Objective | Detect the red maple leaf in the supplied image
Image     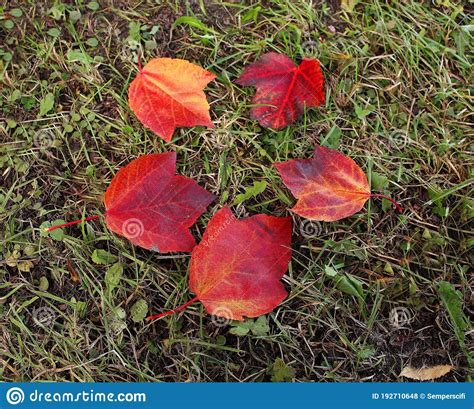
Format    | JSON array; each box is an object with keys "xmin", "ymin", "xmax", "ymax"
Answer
[
  {"xmin": 275, "ymin": 145, "xmax": 401, "ymax": 221},
  {"xmin": 104, "ymin": 152, "xmax": 215, "ymax": 252},
  {"xmin": 128, "ymin": 58, "xmax": 215, "ymax": 142},
  {"xmin": 236, "ymin": 52, "xmax": 325, "ymax": 129},
  {"xmin": 147, "ymin": 206, "xmax": 292, "ymax": 321}
]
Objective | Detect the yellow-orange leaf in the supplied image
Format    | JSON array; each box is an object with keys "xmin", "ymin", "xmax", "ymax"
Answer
[{"xmin": 128, "ymin": 58, "xmax": 215, "ymax": 142}]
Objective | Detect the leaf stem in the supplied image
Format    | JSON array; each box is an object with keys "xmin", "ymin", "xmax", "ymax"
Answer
[
  {"xmin": 137, "ymin": 49, "xmax": 143, "ymax": 72},
  {"xmin": 370, "ymin": 194, "xmax": 403, "ymax": 213},
  {"xmin": 45, "ymin": 214, "xmax": 101, "ymax": 232},
  {"xmin": 146, "ymin": 296, "xmax": 199, "ymax": 321}
]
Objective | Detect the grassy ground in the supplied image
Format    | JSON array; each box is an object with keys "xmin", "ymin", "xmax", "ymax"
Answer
[{"xmin": 0, "ymin": 0, "xmax": 472, "ymax": 382}]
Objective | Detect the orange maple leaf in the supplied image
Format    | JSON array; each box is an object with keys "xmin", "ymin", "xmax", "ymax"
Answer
[{"xmin": 128, "ymin": 58, "xmax": 215, "ymax": 142}]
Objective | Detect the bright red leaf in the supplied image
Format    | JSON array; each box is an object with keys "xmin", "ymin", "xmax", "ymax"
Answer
[
  {"xmin": 147, "ymin": 206, "xmax": 292, "ymax": 321},
  {"xmin": 275, "ymin": 145, "xmax": 402, "ymax": 221},
  {"xmin": 236, "ymin": 52, "xmax": 325, "ymax": 129},
  {"xmin": 104, "ymin": 152, "xmax": 215, "ymax": 253},
  {"xmin": 128, "ymin": 57, "xmax": 215, "ymax": 142}
]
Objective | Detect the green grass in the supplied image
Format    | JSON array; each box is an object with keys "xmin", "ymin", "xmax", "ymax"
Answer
[{"xmin": 0, "ymin": 0, "xmax": 472, "ymax": 382}]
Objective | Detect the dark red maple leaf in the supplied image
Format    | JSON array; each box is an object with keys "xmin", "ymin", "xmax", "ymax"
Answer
[
  {"xmin": 275, "ymin": 145, "xmax": 402, "ymax": 221},
  {"xmin": 236, "ymin": 52, "xmax": 325, "ymax": 129},
  {"xmin": 45, "ymin": 152, "xmax": 216, "ymax": 253},
  {"xmin": 104, "ymin": 152, "xmax": 216, "ymax": 252}
]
